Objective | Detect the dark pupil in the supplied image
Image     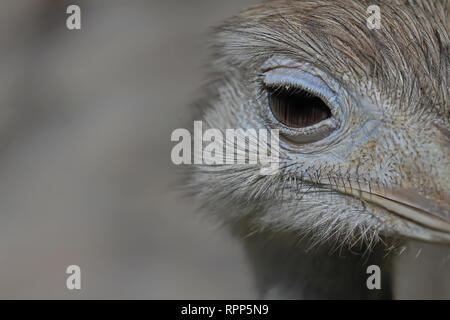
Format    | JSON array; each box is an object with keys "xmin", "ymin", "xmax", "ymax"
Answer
[{"xmin": 267, "ymin": 86, "xmax": 331, "ymax": 128}]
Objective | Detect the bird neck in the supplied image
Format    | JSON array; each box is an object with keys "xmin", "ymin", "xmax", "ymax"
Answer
[{"xmin": 237, "ymin": 230, "xmax": 394, "ymax": 299}]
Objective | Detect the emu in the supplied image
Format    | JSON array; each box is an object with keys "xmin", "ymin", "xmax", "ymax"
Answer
[{"xmin": 189, "ymin": 0, "xmax": 450, "ymax": 299}]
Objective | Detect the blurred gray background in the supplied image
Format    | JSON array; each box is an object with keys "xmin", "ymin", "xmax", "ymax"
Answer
[{"xmin": 0, "ymin": 0, "xmax": 448, "ymax": 299}]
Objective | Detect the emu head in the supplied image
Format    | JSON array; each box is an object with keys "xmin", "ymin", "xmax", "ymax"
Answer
[{"xmin": 190, "ymin": 0, "xmax": 450, "ymax": 250}]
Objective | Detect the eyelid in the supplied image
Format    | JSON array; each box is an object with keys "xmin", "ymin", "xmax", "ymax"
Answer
[{"xmin": 263, "ymin": 67, "xmax": 335, "ymax": 104}]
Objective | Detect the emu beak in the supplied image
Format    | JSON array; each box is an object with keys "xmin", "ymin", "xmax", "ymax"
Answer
[
  {"xmin": 315, "ymin": 114, "xmax": 449, "ymax": 244},
  {"xmin": 343, "ymin": 187, "xmax": 450, "ymax": 244},
  {"xmin": 339, "ymin": 121, "xmax": 450, "ymax": 244}
]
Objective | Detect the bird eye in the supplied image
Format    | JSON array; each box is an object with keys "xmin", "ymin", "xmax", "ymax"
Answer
[
  {"xmin": 262, "ymin": 65, "xmax": 339, "ymax": 143},
  {"xmin": 267, "ymin": 85, "xmax": 332, "ymax": 128}
]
